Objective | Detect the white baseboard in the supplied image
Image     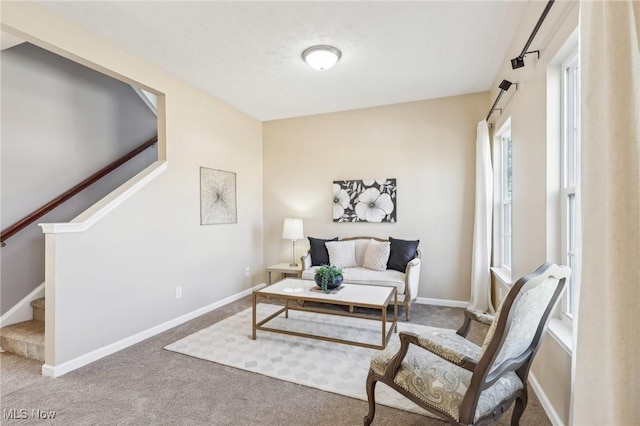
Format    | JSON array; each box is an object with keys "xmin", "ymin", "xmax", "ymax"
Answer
[
  {"xmin": 42, "ymin": 283, "xmax": 267, "ymax": 378},
  {"xmin": 414, "ymin": 297, "xmax": 468, "ymax": 308},
  {"xmin": 0, "ymin": 282, "xmax": 45, "ymax": 328},
  {"xmin": 529, "ymin": 372, "xmax": 565, "ymax": 426}
]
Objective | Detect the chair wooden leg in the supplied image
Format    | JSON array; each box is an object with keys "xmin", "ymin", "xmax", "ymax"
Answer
[
  {"xmin": 511, "ymin": 388, "xmax": 528, "ymax": 426},
  {"xmin": 364, "ymin": 372, "xmax": 378, "ymax": 426},
  {"xmin": 404, "ymin": 301, "xmax": 411, "ymax": 321}
]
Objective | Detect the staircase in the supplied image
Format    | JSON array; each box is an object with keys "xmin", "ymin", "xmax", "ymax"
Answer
[
  {"xmin": 0, "ymin": 298, "xmax": 45, "ymax": 362},
  {"xmin": 0, "ymin": 137, "xmax": 157, "ymax": 368}
]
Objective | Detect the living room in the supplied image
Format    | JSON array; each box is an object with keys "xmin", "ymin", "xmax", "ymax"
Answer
[{"xmin": 1, "ymin": 1, "xmax": 637, "ymax": 425}]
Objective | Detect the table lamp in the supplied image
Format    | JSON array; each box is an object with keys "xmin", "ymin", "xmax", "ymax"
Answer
[{"xmin": 282, "ymin": 218, "xmax": 304, "ymax": 267}]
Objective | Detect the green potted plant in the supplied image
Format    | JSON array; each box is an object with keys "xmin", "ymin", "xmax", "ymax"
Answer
[{"xmin": 314, "ymin": 265, "xmax": 344, "ymax": 293}]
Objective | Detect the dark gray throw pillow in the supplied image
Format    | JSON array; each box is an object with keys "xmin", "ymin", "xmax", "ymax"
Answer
[
  {"xmin": 387, "ymin": 237, "xmax": 420, "ymax": 272},
  {"xmin": 308, "ymin": 237, "xmax": 338, "ymax": 266}
]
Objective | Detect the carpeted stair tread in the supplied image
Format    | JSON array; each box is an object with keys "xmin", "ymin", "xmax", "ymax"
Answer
[
  {"xmin": 31, "ymin": 297, "xmax": 45, "ymax": 322},
  {"xmin": 0, "ymin": 320, "xmax": 44, "ymax": 362},
  {"xmin": 1, "ymin": 320, "xmax": 44, "ymax": 343},
  {"xmin": 30, "ymin": 297, "xmax": 45, "ymax": 310}
]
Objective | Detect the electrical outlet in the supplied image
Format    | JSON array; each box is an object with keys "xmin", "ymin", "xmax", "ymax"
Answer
[
  {"xmin": 175, "ymin": 286, "xmax": 182, "ymax": 299},
  {"xmin": 245, "ymin": 267, "xmax": 251, "ymax": 276}
]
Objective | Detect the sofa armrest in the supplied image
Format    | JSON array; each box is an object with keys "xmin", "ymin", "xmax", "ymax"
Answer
[
  {"xmin": 300, "ymin": 251, "xmax": 312, "ymax": 271},
  {"xmin": 404, "ymin": 258, "xmax": 421, "ymax": 301}
]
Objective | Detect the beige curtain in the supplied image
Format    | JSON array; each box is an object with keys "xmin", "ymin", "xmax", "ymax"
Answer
[
  {"xmin": 468, "ymin": 120, "xmax": 494, "ymax": 313},
  {"xmin": 572, "ymin": 1, "xmax": 640, "ymax": 425}
]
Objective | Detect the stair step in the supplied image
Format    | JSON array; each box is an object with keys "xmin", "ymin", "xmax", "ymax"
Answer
[
  {"xmin": 31, "ymin": 297, "xmax": 45, "ymax": 322},
  {"xmin": 0, "ymin": 320, "xmax": 44, "ymax": 362}
]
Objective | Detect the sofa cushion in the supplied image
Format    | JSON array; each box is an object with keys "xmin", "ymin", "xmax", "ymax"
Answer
[
  {"xmin": 325, "ymin": 240, "xmax": 358, "ymax": 268},
  {"xmin": 353, "ymin": 238, "xmax": 372, "ymax": 266},
  {"xmin": 387, "ymin": 237, "xmax": 420, "ymax": 272},
  {"xmin": 363, "ymin": 240, "xmax": 391, "ymax": 271},
  {"xmin": 342, "ymin": 267, "xmax": 406, "ymax": 294},
  {"xmin": 308, "ymin": 236, "xmax": 338, "ymax": 266}
]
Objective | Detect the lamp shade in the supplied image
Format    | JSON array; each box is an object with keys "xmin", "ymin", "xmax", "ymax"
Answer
[{"xmin": 282, "ymin": 218, "xmax": 304, "ymax": 240}]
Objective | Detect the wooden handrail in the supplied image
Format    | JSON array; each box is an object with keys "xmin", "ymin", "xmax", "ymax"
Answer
[{"xmin": 0, "ymin": 135, "xmax": 158, "ymax": 246}]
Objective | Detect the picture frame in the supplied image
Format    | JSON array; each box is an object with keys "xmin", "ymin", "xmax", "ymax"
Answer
[
  {"xmin": 200, "ymin": 167, "xmax": 237, "ymax": 225},
  {"xmin": 333, "ymin": 178, "xmax": 397, "ymax": 223}
]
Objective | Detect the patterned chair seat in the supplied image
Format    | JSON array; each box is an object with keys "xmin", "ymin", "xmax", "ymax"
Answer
[{"xmin": 370, "ymin": 343, "xmax": 524, "ymax": 422}]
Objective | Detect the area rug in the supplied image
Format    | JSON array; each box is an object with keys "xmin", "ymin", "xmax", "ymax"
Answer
[{"xmin": 164, "ymin": 303, "xmax": 443, "ymax": 418}]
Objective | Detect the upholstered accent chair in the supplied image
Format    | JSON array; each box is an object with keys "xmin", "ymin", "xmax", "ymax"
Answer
[{"xmin": 364, "ymin": 263, "xmax": 570, "ymax": 426}]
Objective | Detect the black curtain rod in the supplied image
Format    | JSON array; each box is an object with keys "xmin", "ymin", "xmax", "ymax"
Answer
[
  {"xmin": 518, "ymin": 0, "xmax": 554, "ymax": 58},
  {"xmin": 486, "ymin": 80, "xmax": 515, "ymax": 122},
  {"xmin": 487, "ymin": 0, "xmax": 553, "ymax": 121},
  {"xmin": 511, "ymin": 0, "xmax": 555, "ymax": 68}
]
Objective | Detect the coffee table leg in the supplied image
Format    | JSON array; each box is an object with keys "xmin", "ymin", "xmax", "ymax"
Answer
[
  {"xmin": 285, "ymin": 298, "xmax": 289, "ymax": 319},
  {"xmin": 252, "ymin": 292, "xmax": 257, "ymax": 340},
  {"xmin": 394, "ymin": 289, "xmax": 398, "ymax": 332}
]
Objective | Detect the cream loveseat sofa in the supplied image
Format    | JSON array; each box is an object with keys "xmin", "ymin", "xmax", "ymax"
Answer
[{"xmin": 300, "ymin": 236, "xmax": 421, "ymax": 320}]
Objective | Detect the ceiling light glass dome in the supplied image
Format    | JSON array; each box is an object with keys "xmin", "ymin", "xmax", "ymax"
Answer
[{"xmin": 302, "ymin": 45, "xmax": 342, "ymax": 71}]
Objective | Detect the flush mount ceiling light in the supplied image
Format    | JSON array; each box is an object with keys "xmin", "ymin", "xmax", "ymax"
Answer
[{"xmin": 302, "ymin": 45, "xmax": 342, "ymax": 71}]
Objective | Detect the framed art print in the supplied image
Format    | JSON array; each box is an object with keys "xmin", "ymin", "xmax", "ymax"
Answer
[
  {"xmin": 333, "ymin": 178, "xmax": 396, "ymax": 223},
  {"xmin": 200, "ymin": 167, "xmax": 237, "ymax": 225}
]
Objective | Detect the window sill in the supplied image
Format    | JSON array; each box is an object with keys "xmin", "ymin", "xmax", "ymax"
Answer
[
  {"xmin": 547, "ymin": 318, "xmax": 573, "ymax": 355},
  {"xmin": 491, "ymin": 266, "xmax": 513, "ymax": 287}
]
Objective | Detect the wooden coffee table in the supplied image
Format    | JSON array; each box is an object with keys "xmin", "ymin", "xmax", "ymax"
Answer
[{"xmin": 251, "ymin": 278, "xmax": 397, "ymax": 350}]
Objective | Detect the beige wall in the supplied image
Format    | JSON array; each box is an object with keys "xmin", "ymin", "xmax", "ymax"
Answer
[
  {"xmin": 2, "ymin": 3, "xmax": 263, "ymax": 366},
  {"xmin": 487, "ymin": 1, "xmax": 579, "ymax": 424},
  {"xmin": 1, "ymin": 43, "xmax": 158, "ymax": 315},
  {"xmin": 535, "ymin": 335, "xmax": 572, "ymax": 423},
  {"xmin": 4, "ymin": 5, "xmax": 580, "ymax": 411},
  {"xmin": 263, "ymin": 93, "xmax": 488, "ymax": 301}
]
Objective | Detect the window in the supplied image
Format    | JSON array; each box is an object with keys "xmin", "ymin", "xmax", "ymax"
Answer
[
  {"xmin": 561, "ymin": 53, "xmax": 581, "ymax": 319},
  {"xmin": 496, "ymin": 119, "xmax": 512, "ymax": 272},
  {"xmin": 545, "ymin": 29, "xmax": 579, "ymax": 352}
]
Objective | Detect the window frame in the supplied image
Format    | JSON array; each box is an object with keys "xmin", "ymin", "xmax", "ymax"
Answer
[
  {"xmin": 560, "ymin": 51, "xmax": 580, "ymax": 324},
  {"xmin": 495, "ymin": 118, "xmax": 512, "ymax": 275}
]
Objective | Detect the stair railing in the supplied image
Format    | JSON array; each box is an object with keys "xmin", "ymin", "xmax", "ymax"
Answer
[{"xmin": 0, "ymin": 135, "xmax": 158, "ymax": 247}]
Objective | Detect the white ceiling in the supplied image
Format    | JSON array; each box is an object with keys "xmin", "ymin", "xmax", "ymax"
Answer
[{"xmin": 36, "ymin": 1, "xmax": 529, "ymax": 121}]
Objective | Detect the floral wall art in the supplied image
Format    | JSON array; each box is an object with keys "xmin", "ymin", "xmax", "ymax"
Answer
[
  {"xmin": 200, "ymin": 167, "xmax": 237, "ymax": 225},
  {"xmin": 332, "ymin": 179, "xmax": 397, "ymax": 223}
]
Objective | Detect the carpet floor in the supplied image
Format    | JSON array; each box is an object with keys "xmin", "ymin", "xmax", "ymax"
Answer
[
  {"xmin": 165, "ymin": 303, "xmax": 447, "ymax": 418},
  {"xmin": 0, "ymin": 296, "xmax": 552, "ymax": 426}
]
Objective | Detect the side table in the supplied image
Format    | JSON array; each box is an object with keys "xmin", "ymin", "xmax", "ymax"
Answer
[{"xmin": 266, "ymin": 263, "xmax": 302, "ymax": 285}]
